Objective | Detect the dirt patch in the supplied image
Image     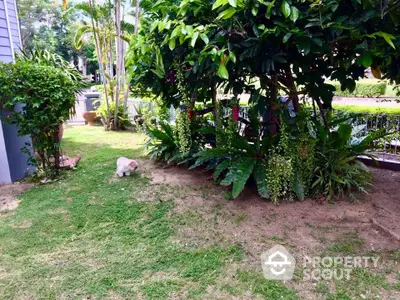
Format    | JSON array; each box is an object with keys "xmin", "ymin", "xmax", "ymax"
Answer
[
  {"xmin": 11, "ymin": 220, "xmax": 33, "ymax": 229},
  {"xmin": 0, "ymin": 183, "xmax": 33, "ymax": 212},
  {"xmin": 141, "ymin": 160, "xmax": 212, "ymax": 186},
  {"xmin": 145, "ymin": 161, "xmax": 400, "ymax": 261}
]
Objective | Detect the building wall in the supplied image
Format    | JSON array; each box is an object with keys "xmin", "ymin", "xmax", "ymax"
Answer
[
  {"xmin": 0, "ymin": 0, "xmax": 31, "ymax": 183},
  {"xmin": 0, "ymin": 0, "xmax": 13, "ymax": 63}
]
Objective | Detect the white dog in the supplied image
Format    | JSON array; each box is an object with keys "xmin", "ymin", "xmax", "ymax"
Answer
[{"xmin": 116, "ymin": 157, "xmax": 139, "ymax": 177}]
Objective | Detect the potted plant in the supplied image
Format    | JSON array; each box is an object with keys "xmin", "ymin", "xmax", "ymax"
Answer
[{"xmin": 83, "ymin": 111, "xmax": 98, "ymax": 126}]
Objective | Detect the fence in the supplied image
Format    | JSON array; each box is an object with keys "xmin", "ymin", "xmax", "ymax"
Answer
[
  {"xmin": 350, "ymin": 114, "xmax": 400, "ymax": 161},
  {"xmin": 67, "ymin": 96, "xmax": 174, "ymax": 125}
]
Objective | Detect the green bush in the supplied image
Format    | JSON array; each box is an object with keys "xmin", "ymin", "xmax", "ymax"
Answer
[
  {"xmin": 96, "ymin": 101, "xmax": 131, "ymax": 130},
  {"xmin": 333, "ymin": 104, "xmax": 400, "ymax": 115},
  {"xmin": 328, "ymin": 80, "xmax": 387, "ymax": 97},
  {"xmin": 0, "ymin": 59, "xmax": 84, "ymax": 176}
]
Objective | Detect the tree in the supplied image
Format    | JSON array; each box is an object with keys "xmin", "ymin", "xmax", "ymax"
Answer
[
  {"xmin": 129, "ymin": 0, "xmax": 400, "ymax": 129},
  {"xmin": 17, "ymin": 0, "xmax": 80, "ymax": 63},
  {"xmin": 72, "ymin": 0, "xmax": 133, "ymax": 130}
]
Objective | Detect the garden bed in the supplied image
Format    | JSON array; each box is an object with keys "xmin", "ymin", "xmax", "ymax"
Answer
[{"xmin": 144, "ymin": 161, "xmax": 400, "ymax": 251}]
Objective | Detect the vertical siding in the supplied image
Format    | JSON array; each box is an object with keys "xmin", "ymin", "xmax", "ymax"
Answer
[
  {"xmin": 6, "ymin": 0, "xmax": 21, "ymax": 52},
  {"xmin": 0, "ymin": 0, "xmax": 13, "ymax": 63}
]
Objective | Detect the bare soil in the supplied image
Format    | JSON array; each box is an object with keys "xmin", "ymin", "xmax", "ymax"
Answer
[
  {"xmin": 0, "ymin": 183, "xmax": 33, "ymax": 212},
  {"xmin": 143, "ymin": 162, "xmax": 400, "ymax": 261}
]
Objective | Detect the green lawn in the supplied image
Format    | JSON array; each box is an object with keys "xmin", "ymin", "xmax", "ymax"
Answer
[{"xmin": 0, "ymin": 126, "xmax": 398, "ymax": 299}]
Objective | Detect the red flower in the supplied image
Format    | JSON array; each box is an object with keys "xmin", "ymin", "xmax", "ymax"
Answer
[
  {"xmin": 188, "ymin": 109, "xmax": 194, "ymax": 120},
  {"xmin": 232, "ymin": 105, "xmax": 240, "ymax": 121}
]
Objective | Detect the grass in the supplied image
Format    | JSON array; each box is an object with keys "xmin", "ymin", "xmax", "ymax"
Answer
[
  {"xmin": 0, "ymin": 126, "xmax": 398, "ymax": 299},
  {"xmin": 0, "ymin": 126, "xmax": 292, "ymax": 299}
]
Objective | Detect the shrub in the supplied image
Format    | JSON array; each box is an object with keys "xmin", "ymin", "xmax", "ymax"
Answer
[
  {"xmin": 328, "ymin": 80, "xmax": 387, "ymax": 97},
  {"xmin": 132, "ymin": 103, "xmax": 157, "ymax": 130},
  {"xmin": 333, "ymin": 104, "xmax": 400, "ymax": 115},
  {"xmin": 311, "ymin": 116, "xmax": 387, "ymax": 199},
  {"xmin": 0, "ymin": 60, "xmax": 84, "ymax": 176},
  {"xmin": 145, "ymin": 122, "xmax": 180, "ymax": 162},
  {"xmin": 97, "ymin": 101, "xmax": 130, "ymax": 130}
]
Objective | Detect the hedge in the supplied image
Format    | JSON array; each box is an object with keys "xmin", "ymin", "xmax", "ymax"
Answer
[
  {"xmin": 328, "ymin": 81, "xmax": 387, "ymax": 97},
  {"xmin": 333, "ymin": 104, "xmax": 400, "ymax": 115}
]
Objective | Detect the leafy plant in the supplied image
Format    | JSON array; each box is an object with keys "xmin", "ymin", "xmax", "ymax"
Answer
[
  {"xmin": 0, "ymin": 59, "xmax": 84, "ymax": 176},
  {"xmin": 328, "ymin": 80, "xmax": 387, "ymax": 98},
  {"xmin": 175, "ymin": 110, "xmax": 192, "ymax": 155},
  {"xmin": 191, "ymin": 110, "xmax": 271, "ymax": 199},
  {"xmin": 311, "ymin": 116, "xmax": 387, "ymax": 199},
  {"xmin": 145, "ymin": 122, "xmax": 180, "ymax": 163},
  {"xmin": 96, "ymin": 100, "xmax": 130, "ymax": 130}
]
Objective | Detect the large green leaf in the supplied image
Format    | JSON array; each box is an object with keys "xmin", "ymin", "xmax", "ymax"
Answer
[
  {"xmin": 253, "ymin": 161, "xmax": 269, "ymax": 198},
  {"xmin": 217, "ymin": 63, "xmax": 229, "ymax": 79},
  {"xmin": 283, "ymin": 32, "xmax": 292, "ymax": 44},
  {"xmin": 266, "ymin": 0, "xmax": 276, "ymax": 18},
  {"xmin": 374, "ymin": 31, "xmax": 396, "ymax": 49},
  {"xmin": 217, "ymin": 7, "xmax": 237, "ymax": 19},
  {"xmin": 191, "ymin": 32, "xmax": 199, "ymax": 47},
  {"xmin": 232, "ymin": 158, "xmax": 256, "ymax": 198},
  {"xmin": 169, "ymin": 38, "xmax": 176, "ymax": 50},
  {"xmin": 290, "ymin": 7, "xmax": 300, "ymax": 22},
  {"xmin": 200, "ymin": 33, "xmax": 209, "ymax": 45},
  {"xmin": 213, "ymin": 159, "xmax": 230, "ymax": 180},
  {"xmin": 212, "ymin": 0, "xmax": 229, "ymax": 10},
  {"xmin": 281, "ymin": 1, "xmax": 291, "ymax": 18},
  {"xmin": 356, "ymin": 53, "xmax": 373, "ymax": 68}
]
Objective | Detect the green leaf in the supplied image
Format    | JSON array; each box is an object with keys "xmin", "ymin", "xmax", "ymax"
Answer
[
  {"xmin": 356, "ymin": 53, "xmax": 373, "ymax": 68},
  {"xmin": 191, "ymin": 32, "xmax": 199, "ymax": 47},
  {"xmin": 212, "ymin": 0, "xmax": 229, "ymax": 10},
  {"xmin": 281, "ymin": 1, "xmax": 291, "ymax": 18},
  {"xmin": 253, "ymin": 161, "xmax": 269, "ymax": 198},
  {"xmin": 200, "ymin": 33, "xmax": 209, "ymax": 44},
  {"xmin": 228, "ymin": 0, "xmax": 237, "ymax": 8},
  {"xmin": 213, "ymin": 160, "xmax": 230, "ymax": 180},
  {"xmin": 217, "ymin": 7, "xmax": 237, "ymax": 19},
  {"xmin": 290, "ymin": 6, "xmax": 300, "ymax": 22},
  {"xmin": 168, "ymin": 38, "xmax": 176, "ymax": 50},
  {"xmin": 251, "ymin": 7, "xmax": 258, "ymax": 16},
  {"xmin": 266, "ymin": 0, "xmax": 275, "ymax": 18},
  {"xmin": 217, "ymin": 63, "xmax": 229, "ymax": 79},
  {"xmin": 338, "ymin": 123, "xmax": 352, "ymax": 142},
  {"xmin": 232, "ymin": 158, "xmax": 256, "ymax": 198},
  {"xmin": 283, "ymin": 32, "xmax": 292, "ymax": 43},
  {"xmin": 229, "ymin": 51, "xmax": 236, "ymax": 63},
  {"xmin": 297, "ymin": 39, "xmax": 311, "ymax": 54},
  {"xmin": 293, "ymin": 176, "xmax": 304, "ymax": 201},
  {"xmin": 375, "ymin": 31, "xmax": 396, "ymax": 49}
]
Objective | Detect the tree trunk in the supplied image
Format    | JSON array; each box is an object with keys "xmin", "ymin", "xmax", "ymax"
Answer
[
  {"xmin": 88, "ymin": 0, "xmax": 111, "ymax": 129},
  {"xmin": 114, "ymin": 0, "xmax": 121, "ymax": 130},
  {"xmin": 123, "ymin": 0, "xmax": 140, "ymax": 110},
  {"xmin": 285, "ymin": 67, "xmax": 300, "ymax": 112}
]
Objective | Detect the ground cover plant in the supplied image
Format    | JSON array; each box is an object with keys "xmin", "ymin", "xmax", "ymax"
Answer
[{"xmin": 0, "ymin": 126, "xmax": 399, "ymax": 299}]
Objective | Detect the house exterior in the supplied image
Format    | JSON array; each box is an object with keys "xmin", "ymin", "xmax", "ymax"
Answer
[{"xmin": 0, "ymin": 0, "xmax": 31, "ymax": 183}]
